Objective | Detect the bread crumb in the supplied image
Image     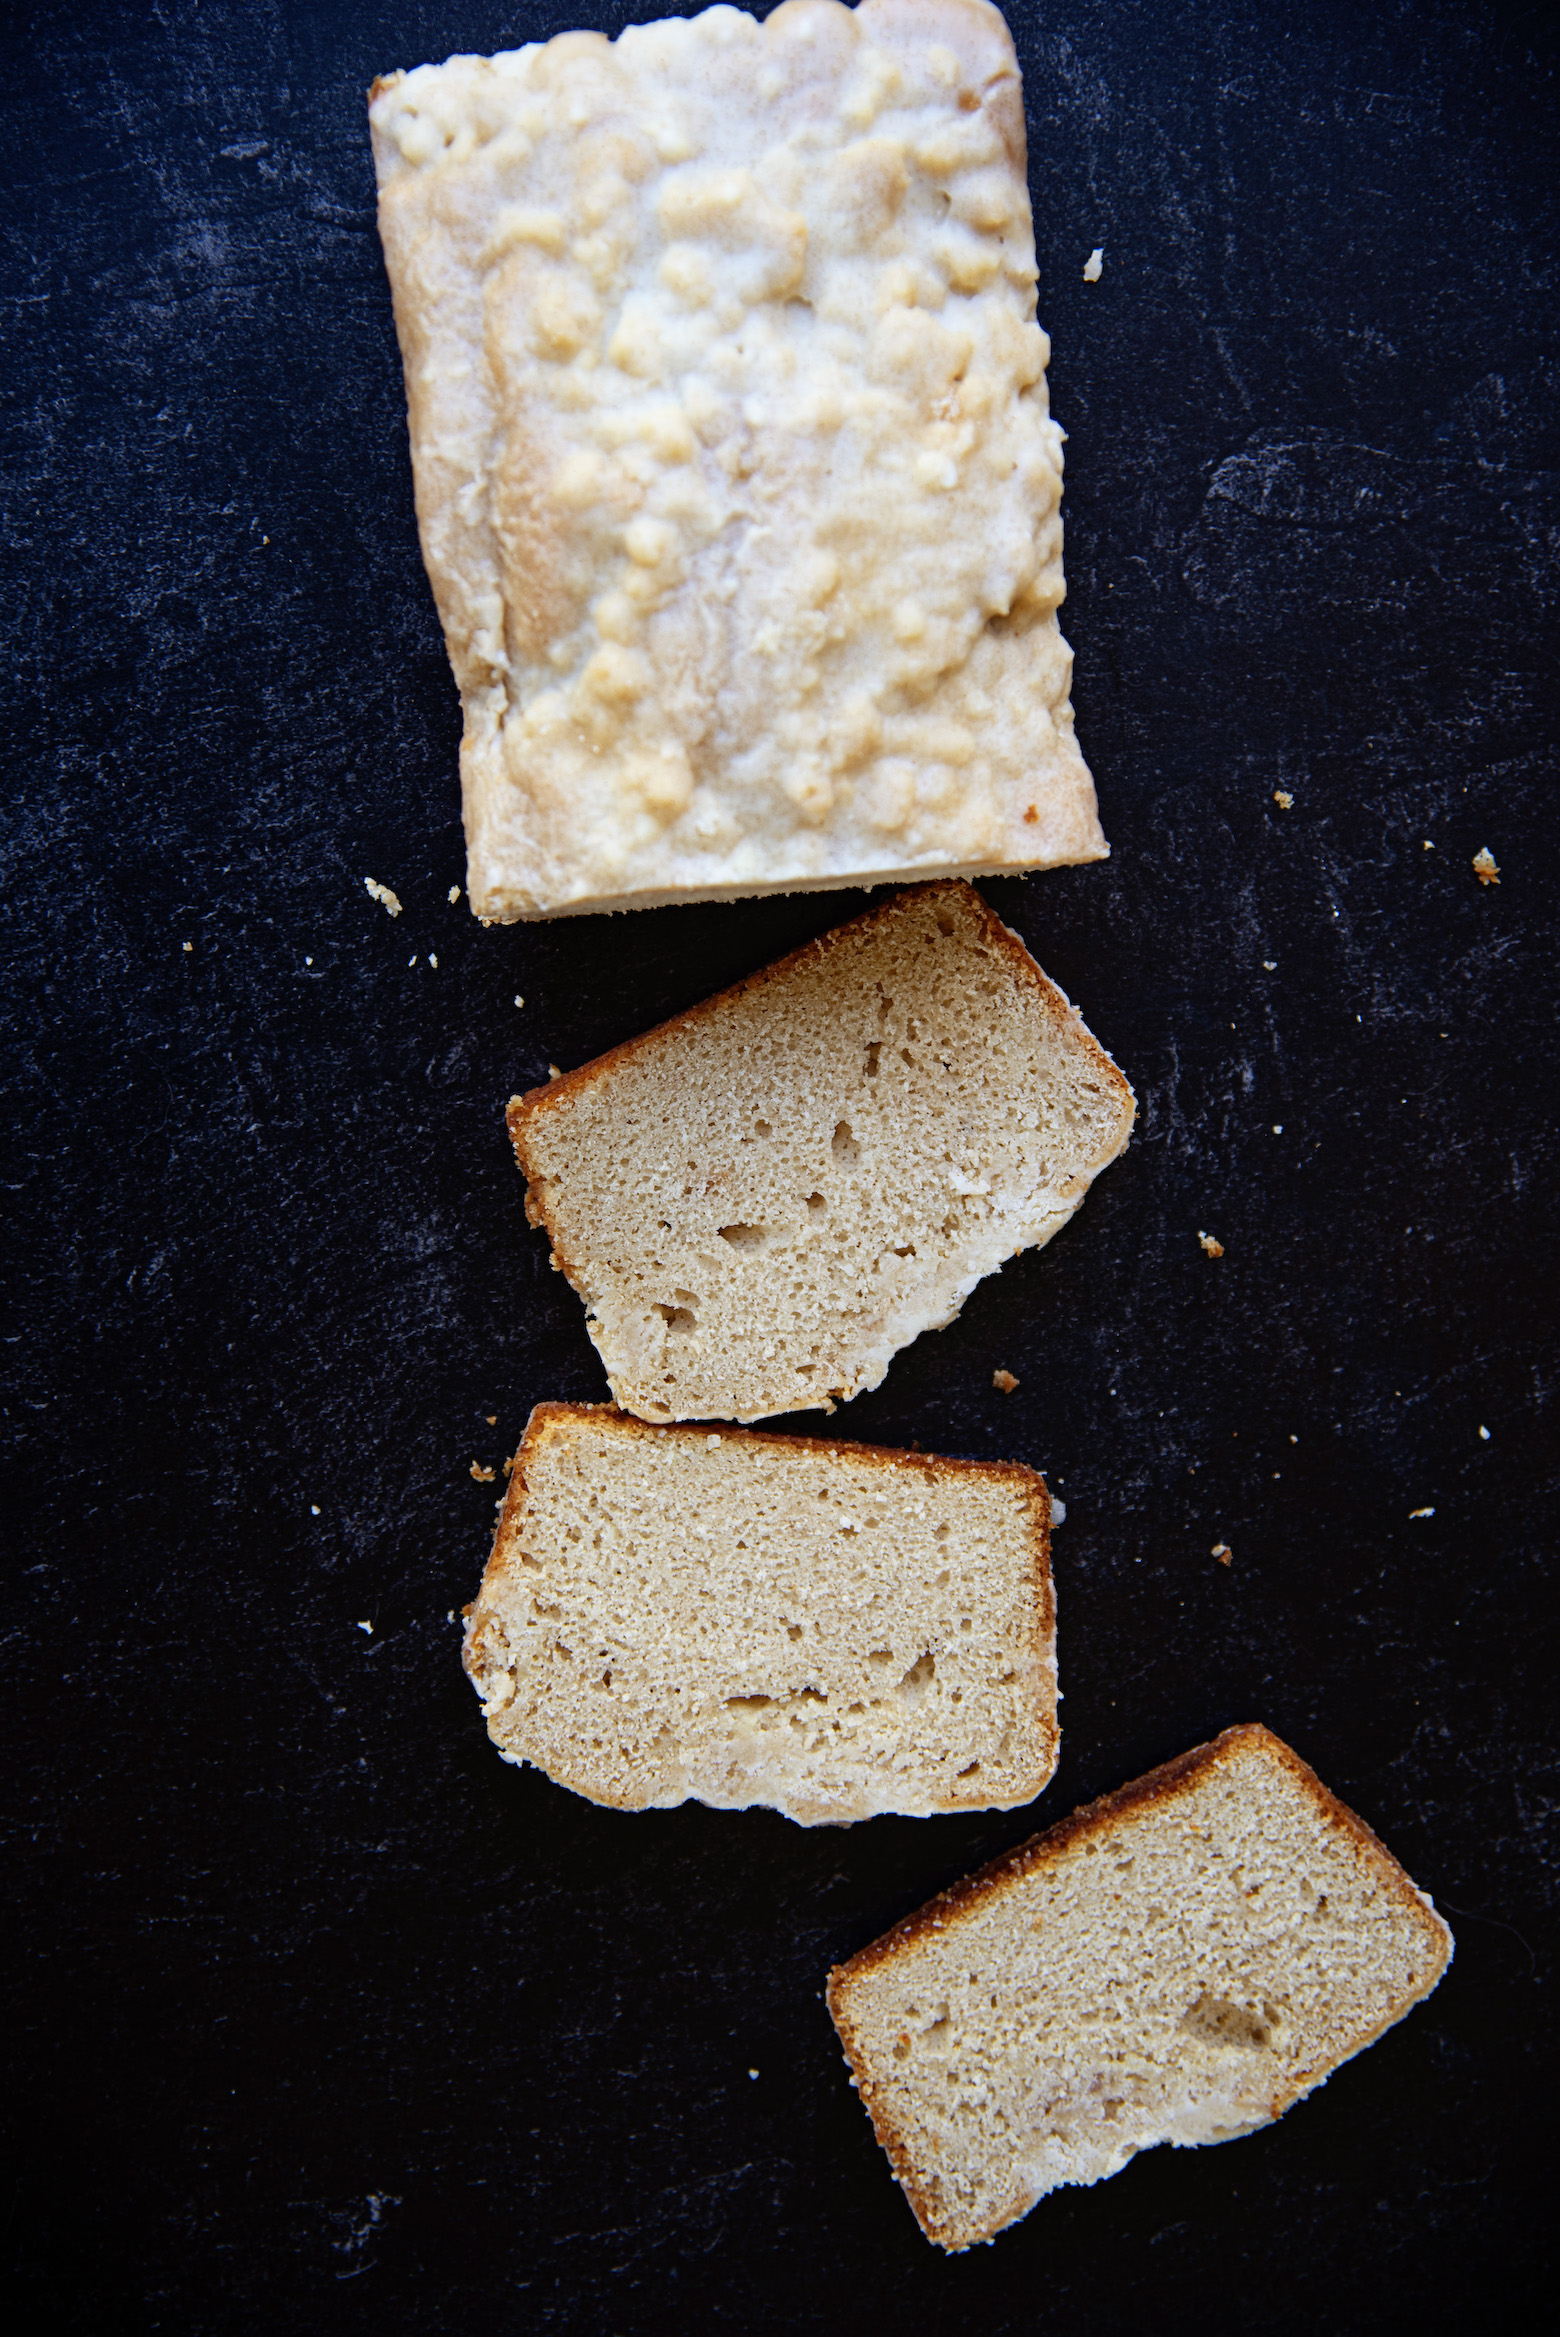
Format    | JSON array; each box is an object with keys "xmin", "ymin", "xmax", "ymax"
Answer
[
  {"xmin": 448, "ymin": 884, "xmax": 462, "ymax": 905},
  {"xmin": 470, "ymin": 1462, "xmax": 495, "ymax": 1482},
  {"xmin": 547, "ymin": 1063, "xmax": 561, "ymax": 1080},
  {"xmin": 357, "ymin": 1620, "xmax": 373, "ymax": 1634},
  {"xmin": 1050, "ymin": 1495, "xmax": 1067, "ymax": 1528},
  {"xmin": 515, "ymin": 995, "xmax": 525, "ymax": 1009},
  {"xmin": 1272, "ymin": 1124, "xmax": 1283, "ymax": 1135},
  {"xmin": 1273, "ymin": 790, "xmax": 1293, "ymax": 809},
  {"xmin": 748, "ymin": 2068, "xmax": 760, "ymax": 2081},
  {"xmin": 1479, "ymin": 1425, "xmax": 1490, "ymax": 1440},
  {"xmin": 1422, "ymin": 839, "xmax": 1436, "ymax": 851},
  {"xmin": 1212, "ymin": 1543, "xmax": 1232, "ymax": 1565},
  {"xmin": 310, "ymin": 1504, "xmax": 320, "ymax": 1516},
  {"xmin": 1198, "ymin": 1231, "xmax": 1224, "ymax": 1257},
  {"xmin": 1472, "ymin": 847, "xmax": 1500, "ymax": 886},
  {"xmin": 1408, "ymin": 1506, "xmax": 1435, "ymax": 1519},
  {"xmin": 408, "ymin": 955, "xmax": 417, "ymax": 967},
  {"xmin": 1083, "ymin": 246, "xmax": 1103, "ymax": 281},
  {"xmin": 1262, "ymin": 959, "xmax": 1277, "ymax": 970},
  {"xmin": 992, "ymin": 1368, "xmax": 1020, "ymax": 1394},
  {"xmin": 429, "ymin": 954, "xmax": 439, "ymax": 969},
  {"xmin": 485, "ymin": 1415, "xmax": 496, "ymax": 1426},
  {"xmin": 365, "ymin": 877, "xmax": 402, "ymax": 917},
  {"xmin": 182, "ymin": 941, "xmax": 192, "ymax": 953},
  {"xmin": 503, "ymin": 1451, "xmax": 516, "ymax": 1476}
]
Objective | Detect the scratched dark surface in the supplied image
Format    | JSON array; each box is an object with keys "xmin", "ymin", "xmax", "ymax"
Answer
[{"xmin": 3, "ymin": 0, "xmax": 1557, "ymax": 2328}]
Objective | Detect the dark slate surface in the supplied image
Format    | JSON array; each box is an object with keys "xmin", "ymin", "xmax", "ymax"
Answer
[{"xmin": 3, "ymin": 2, "xmax": 1556, "ymax": 2328}]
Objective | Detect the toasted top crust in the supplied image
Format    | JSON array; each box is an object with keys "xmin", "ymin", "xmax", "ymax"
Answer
[
  {"xmin": 831, "ymin": 1724, "xmax": 1449, "ymax": 1987},
  {"xmin": 507, "ymin": 1396, "xmax": 1049, "ymax": 1491},
  {"xmin": 369, "ymin": 3, "xmax": 1105, "ymax": 919},
  {"xmin": 508, "ymin": 877, "xmax": 1127, "ymax": 1147}
]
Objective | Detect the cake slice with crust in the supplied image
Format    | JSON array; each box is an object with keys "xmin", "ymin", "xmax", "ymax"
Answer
[
  {"xmin": 462, "ymin": 1402, "xmax": 1059, "ymax": 1825},
  {"xmin": 827, "ymin": 1723, "xmax": 1454, "ymax": 2249},
  {"xmin": 507, "ymin": 879, "xmax": 1135, "ymax": 1423}
]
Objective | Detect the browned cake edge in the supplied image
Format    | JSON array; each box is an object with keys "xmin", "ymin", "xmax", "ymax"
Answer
[
  {"xmin": 462, "ymin": 1401, "xmax": 1058, "ymax": 1809},
  {"xmin": 826, "ymin": 1722, "xmax": 1454, "ymax": 2248},
  {"xmin": 502, "ymin": 880, "xmax": 1135, "ymax": 1260}
]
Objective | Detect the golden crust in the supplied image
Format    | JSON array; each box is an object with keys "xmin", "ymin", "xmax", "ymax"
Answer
[
  {"xmin": 507, "ymin": 875, "xmax": 1131, "ymax": 1167},
  {"xmin": 830, "ymin": 1723, "xmax": 1448, "ymax": 1987}
]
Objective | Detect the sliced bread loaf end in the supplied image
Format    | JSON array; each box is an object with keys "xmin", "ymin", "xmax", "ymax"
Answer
[
  {"xmin": 827, "ymin": 1723, "xmax": 1453, "ymax": 2248},
  {"xmin": 508, "ymin": 881, "xmax": 1135, "ymax": 1422},
  {"xmin": 462, "ymin": 1403, "xmax": 1058, "ymax": 1827}
]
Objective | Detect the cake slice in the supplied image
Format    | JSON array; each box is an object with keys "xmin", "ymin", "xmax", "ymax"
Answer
[
  {"xmin": 461, "ymin": 1403, "xmax": 1058, "ymax": 1826},
  {"xmin": 508, "ymin": 880, "xmax": 1135, "ymax": 1423},
  {"xmin": 369, "ymin": 0, "xmax": 1106, "ymax": 920},
  {"xmin": 827, "ymin": 1723, "xmax": 1454, "ymax": 2249}
]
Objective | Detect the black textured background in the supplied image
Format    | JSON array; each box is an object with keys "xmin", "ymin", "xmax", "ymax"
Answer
[{"xmin": 3, "ymin": 2, "xmax": 1557, "ymax": 2329}]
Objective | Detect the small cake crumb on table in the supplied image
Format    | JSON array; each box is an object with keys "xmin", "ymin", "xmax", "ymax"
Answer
[
  {"xmin": 992, "ymin": 1368, "xmax": 1020, "ymax": 1394},
  {"xmin": 1472, "ymin": 847, "xmax": 1500, "ymax": 885},
  {"xmin": 1198, "ymin": 1231, "xmax": 1224, "ymax": 1257}
]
